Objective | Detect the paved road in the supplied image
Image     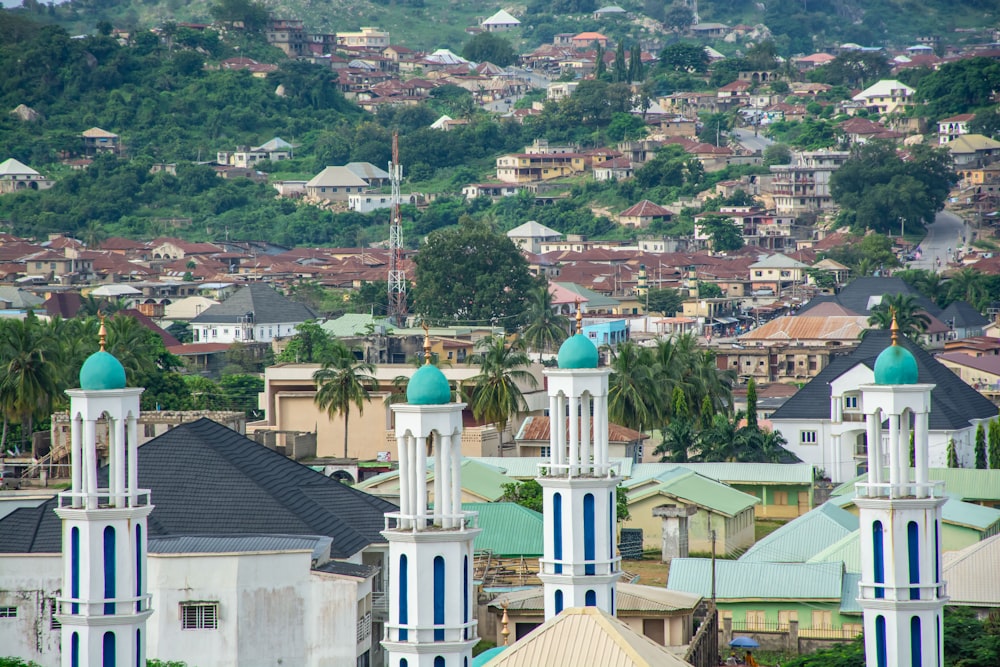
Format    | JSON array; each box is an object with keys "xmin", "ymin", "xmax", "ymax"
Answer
[
  {"xmin": 907, "ymin": 210, "xmax": 970, "ymax": 273},
  {"xmin": 732, "ymin": 127, "xmax": 774, "ymax": 154}
]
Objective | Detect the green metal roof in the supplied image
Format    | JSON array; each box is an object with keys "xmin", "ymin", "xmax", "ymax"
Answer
[
  {"xmin": 832, "ymin": 488, "xmax": 1000, "ymax": 532},
  {"xmin": 471, "ymin": 457, "xmax": 635, "ymax": 479},
  {"xmin": 807, "ymin": 531, "xmax": 861, "ymax": 574},
  {"xmin": 320, "ymin": 313, "xmax": 394, "ymax": 338},
  {"xmin": 627, "ymin": 469, "xmax": 760, "ymax": 517},
  {"xmin": 356, "ymin": 459, "xmax": 511, "ymax": 502},
  {"xmin": 463, "ymin": 502, "xmax": 543, "ymax": 557},
  {"xmin": 840, "ymin": 573, "xmax": 863, "ymax": 614},
  {"xmin": 740, "ymin": 503, "xmax": 858, "ymax": 563},
  {"xmin": 630, "ymin": 462, "xmax": 814, "ymax": 485},
  {"xmin": 552, "ymin": 282, "xmax": 621, "ymax": 309},
  {"xmin": 833, "ymin": 468, "xmax": 1000, "ymax": 502},
  {"xmin": 668, "ymin": 559, "xmax": 845, "ymax": 600}
]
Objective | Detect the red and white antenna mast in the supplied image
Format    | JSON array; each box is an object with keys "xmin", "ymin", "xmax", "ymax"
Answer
[{"xmin": 387, "ymin": 132, "xmax": 407, "ymax": 327}]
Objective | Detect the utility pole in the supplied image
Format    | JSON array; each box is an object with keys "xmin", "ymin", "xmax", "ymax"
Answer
[
  {"xmin": 387, "ymin": 132, "xmax": 407, "ymax": 327},
  {"xmin": 709, "ymin": 513, "xmax": 717, "ymax": 603}
]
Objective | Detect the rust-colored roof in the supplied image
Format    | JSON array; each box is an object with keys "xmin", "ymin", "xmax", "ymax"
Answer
[
  {"xmin": 739, "ymin": 315, "xmax": 869, "ymax": 342},
  {"xmin": 517, "ymin": 415, "xmax": 648, "ymax": 444},
  {"xmin": 619, "ymin": 200, "xmax": 673, "ymax": 219}
]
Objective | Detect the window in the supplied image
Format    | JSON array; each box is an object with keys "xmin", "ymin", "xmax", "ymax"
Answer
[
  {"xmin": 0, "ymin": 607, "xmax": 16, "ymax": 618},
  {"xmin": 801, "ymin": 431, "xmax": 817, "ymax": 445},
  {"xmin": 844, "ymin": 395, "xmax": 859, "ymax": 409},
  {"xmin": 774, "ymin": 491, "xmax": 788, "ymax": 505},
  {"xmin": 540, "ymin": 446, "xmax": 550, "ymax": 458},
  {"xmin": 811, "ymin": 610, "xmax": 832, "ymax": 629},
  {"xmin": 778, "ymin": 610, "xmax": 798, "ymax": 628},
  {"xmin": 746, "ymin": 610, "xmax": 765, "ymax": 628},
  {"xmin": 144, "ymin": 424, "xmax": 156, "ymax": 438},
  {"xmin": 49, "ymin": 599, "xmax": 61, "ymax": 630},
  {"xmin": 181, "ymin": 603, "xmax": 219, "ymax": 630}
]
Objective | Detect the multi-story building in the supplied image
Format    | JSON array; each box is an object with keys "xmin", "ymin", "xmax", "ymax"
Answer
[
  {"xmin": 496, "ymin": 153, "xmax": 586, "ymax": 183},
  {"xmin": 693, "ymin": 206, "xmax": 795, "ymax": 250},
  {"xmin": 938, "ymin": 113, "xmax": 975, "ymax": 145},
  {"xmin": 266, "ymin": 19, "xmax": 307, "ymax": 57},
  {"xmin": 336, "ymin": 27, "xmax": 390, "ymax": 50},
  {"xmin": 768, "ymin": 150, "xmax": 850, "ymax": 217}
]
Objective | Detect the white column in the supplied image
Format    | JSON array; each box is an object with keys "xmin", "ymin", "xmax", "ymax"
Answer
[
  {"xmin": 71, "ymin": 415, "xmax": 82, "ymax": 508},
  {"xmin": 888, "ymin": 413, "xmax": 900, "ymax": 497},
  {"xmin": 555, "ymin": 395, "xmax": 566, "ymax": 467},
  {"xmin": 580, "ymin": 394, "xmax": 591, "ymax": 475},
  {"xmin": 900, "ymin": 412, "xmax": 911, "ymax": 497},
  {"xmin": 439, "ymin": 433, "xmax": 452, "ymax": 529},
  {"xmin": 114, "ymin": 417, "xmax": 126, "ymax": 508},
  {"xmin": 85, "ymin": 419, "xmax": 98, "ymax": 510},
  {"xmin": 568, "ymin": 396, "xmax": 580, "ymax": 476},
  {"xmin": 433, "ymin": 435, "xmax": 443, "ymax": 526},
  {"xmin": 548, "ymin": 395, "xmax": 559, "ymax": 468},
  {"xmin": 127, "ymin": 415, "xmax": 138, "ymax": 506},
  {"xmin": 397, "ymin": 435, "xmax": 410, "ymax": 528},
  {"xmin": 866, "ymin": 413, "xmax": 879, "ymax": 487},
  {"xmin": 915, "ymin": 411, "xmax": 929, "ymax": 498},
  {"xmin": 416, "ymin": 436, "xmax": 428, "ymax": 527},
  {"xmin": 451, "ymin": 434, "xmax": 462, "ymax": 523},
  {"xmin": 594, "ymin": 398, "xmax": 608, "ymax": 474},
  {"xmin": 108, "ymin": 417, "xmax": 118, "ymax": 506},
  {"xmin": 873, "ymin": 416, "xmax": 883, "ymax": 485}
]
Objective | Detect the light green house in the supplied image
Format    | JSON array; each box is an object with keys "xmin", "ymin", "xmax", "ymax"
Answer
[
  {"xmin": 667, "ymin": 559, "xmax": 863, "ymax": 637},
  {"xmin": 623, "ymin": 468, "xmax": 759, "ymax": 555},
  {"xmin": 739, "ymin": 502, "xmax": 857, "ymax": 564}
]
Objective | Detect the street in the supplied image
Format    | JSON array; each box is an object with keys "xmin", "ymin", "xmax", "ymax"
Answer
[
  {"xmin": 732, "ymin": 127, "xmax": 774, "ymax": 154},
  {"xmin": 906, "ymin": 210, "xmax": 970, "ymax": 273}
]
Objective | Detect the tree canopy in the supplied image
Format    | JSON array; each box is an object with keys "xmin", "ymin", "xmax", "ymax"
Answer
[{"xmin": 461, "ymin": 32, "xmax": 518, "ymax": 68}]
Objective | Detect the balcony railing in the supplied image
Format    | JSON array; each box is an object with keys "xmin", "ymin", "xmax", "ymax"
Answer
[
  {"xmin": 856, "ymin": 480, "xmax": 944, "ymax": 500},
  {"xmin": 357, "ymin": 611, "xmax": 372, "ymax": 643},
  {"xmin": 383, "ymin": 510, "xmax": 479, "ymax": 533},
  {"xmin": 57, "ymin": 489, "xmax": 152, "ymax": 510},
  {"xmin": 56, "ymin": 593, "xmax": 153, "ymax": 618},
  {"xmin": 384, "ymin": 619, "xmax": 478, "ymax": 644},
  {"xmin": 537, "ymin": 461, "xmax": 620, "ymax": 479},
  {"xmin": 538, "ymin": 554, "xmax": 621, "ymax": 577}
]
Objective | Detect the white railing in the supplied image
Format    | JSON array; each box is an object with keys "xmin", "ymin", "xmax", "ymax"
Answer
[
  {"xmin": 57, "ymin": 489, "xmax": 152, "ymax": 510},
  {"xmin": 56, "ymin": 593, "xmax": 152, "ymax": 617},
  {"xmin": 383, "ymin": 510, "xmax": 479, "ymax": 533},
  {"xmin": 537, "ymin": 462, "xmax": 620, "ymax": 479},
  {"xmin": 855, "ymin": 480, "xmax": 944, "ymax": 500},
  {"xmin": 357, "ymin": 611, "xmax": 372, "ymax": 643},
  {"xmin": 538, "ymin": 554, "xmax": 621, "ymax": 577},
  {"xmin": 384, "ymin": 619, "xmax": 478, "ymax": 644}
]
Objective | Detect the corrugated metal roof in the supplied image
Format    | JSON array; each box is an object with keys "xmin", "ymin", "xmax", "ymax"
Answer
[
  {"xmin": 738, "ymin": 315, "xmax": 869, "ymax": 342},
  {"xmin": 516, "ymin": 416, "xmax": 648, "ymax": 444},
  {"xmin": 463, "ymin": 502, "xmax": 543, "ymax": 557},
  {"xmin": 630, "ymin": 462, "xmax": 814, "ymax": 485},
  {"xmin": 667, "ymin": 559, "xmax": 845, "ymax": 600},
  {"xmin": 740, "ymin": 503, "xmax": 858, "ymax": 563},
  {"xmin": 826, "ymin": 489, "xmax": 1000, "ymax": 532},
  {"xmin": 627, "ymin": 470, "xmax": 759, "ymax": 517},
  {"xmin": 313, "ymin": 559, "xmax": 379, "ymax": 579},
  {"xmin": 833, "ymin": 468, "xmax": 1000, "ymax": 502},
  {"xmin": 148, "ymin": 534, "xmax": 324, "ymax": 555},
  {"xmin": 488, "ymin": 583, "xmax": 700, "ymax": 614},
  {"xmin": 357, "ymin": 459, "xmax": 510, "ymax": 501},
  {"xmin": 482, "ymin": 607, "xmax": 693, "ymax": 667},
  {"xmin": 839, "ymin": 573, "xmax": 863, "ymax": 614},
  {"xmin": 807, "ymin": 531, "xmax": 861, "ymax": 574},
  {"xmin": 471, "ymin": 457, "xmax": 635, "ymax": 479},
  {"xmin": 943, "ymin": 533, "xmax": 1000, "ymax": 606}
]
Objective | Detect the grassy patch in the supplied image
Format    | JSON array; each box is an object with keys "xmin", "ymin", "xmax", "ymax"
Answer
[{"xmin": 755, "ymin": 519, "xmax": 787, "ymax": 541}]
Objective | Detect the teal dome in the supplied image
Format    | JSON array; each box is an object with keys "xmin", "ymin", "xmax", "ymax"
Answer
[
  {"xmin": 407, "ymin": 363, "xmax": 452, "ymax": 405},
  {"xmin": 557, "ymin": 333, "xmax": 599, "ymax": 369},
  {"xmin": 873, "ymin": 343, "xmax": 919, "ymax": 385},
  {"xmin": 79, "ymin": 350, "xmax": 127, "ymax": 391}
]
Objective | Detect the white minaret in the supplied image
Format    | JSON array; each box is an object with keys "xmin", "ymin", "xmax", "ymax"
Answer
[
  {"xmin": 857, "ymin": 321, "xmax": 946, "ymax": 667},
  {"xmin": 55, "ymin": 320, "xmax": 152, "ymax": 667},
  {"xmin": 382, "ymin": 330, "xmax": 479, "ymax": 667},
  {"xmin": 538, "ymin": 307, "xmax": 621, "ymax": 619}
]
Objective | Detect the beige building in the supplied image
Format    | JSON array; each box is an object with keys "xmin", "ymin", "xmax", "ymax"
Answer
[
  {"xmin": 250, "ymin": 362, "xmax": 547, "ymax": 460},
  {"xmin": 496, "ymin": 153, "xmax": 586, "ymax": 183},
  {"xmin": 336, "ymin": 27, "xmax": 390, "ymax": 49}
]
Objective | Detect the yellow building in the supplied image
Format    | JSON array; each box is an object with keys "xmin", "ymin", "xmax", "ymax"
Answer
[{"xmin": 496, "ymin": 153, "xmax": 586, "ymax": 183}]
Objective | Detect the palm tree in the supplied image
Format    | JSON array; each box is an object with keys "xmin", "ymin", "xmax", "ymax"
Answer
[
  {"xmin": 867, "ymin": 294, "xmax": 931, "ymax": 339},
  {"xmin": 467, "ymin": 335, "xmax": 537, "ymax": 455},
  {"xmin": 0, "ymin": 314, "xmax": 61, "ymax": 451},
  {"xmin": 606, "ymin": 341, "xmax": 657, "ymax": 434},
  {"xmin": 105, "ymin": 315, "xmax": 166, "ymax": 385},
  {"xmin": 313, "ymin": 341, "xmax": 377, "ymax": 459},
  {"xmin": 946, "ymin": 268, "xmax": 989, "ymax": 311},
  {"xmin": 520, "ymin": 285, "xmax": 570, "ymax": 362}
]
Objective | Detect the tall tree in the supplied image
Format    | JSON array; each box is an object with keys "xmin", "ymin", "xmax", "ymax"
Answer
[
  {"xmin": 975, "ymin": 422, "xmax": 988, "ymax": 469},
  {"xmin": 0, "ymin": 314, "xmax": 60, "ymax": 451},
  {"xmin": 278, "ymin": 320, "xmax": 339, "ymax": 363},
  {"xmin": 946, "ymin": 268, "xmax": 989, "ymax": 311},
  {"xmin": 313, "ymin": 342, "xmax": 377, "ymax": 459},
  {"xmin": 988, "ymin": 419, "xmax": 1000, "ymax": 470},
  {"xmin": 698, "ymin": 215, "xmax": 744, "ymax": 252},
  {"xmin": 468, "ymin": 335, "xmax": 537, "ymax": 453},
  {"xmin": 946, "ymin": 438, "xmax": 959, "ymax": 468},
  {"xmin": 613, "ymin": 41, "xmax": 628, "ymax": 83},
  {"xmin": 461, "ymin": 32, "xmax": 517, "ymax": 68},
  {"xmin": 520, "ymin": 285, "xmax": 570, "ymax": 362},
  {"xmin": 607, "ymin": 342, "xmax": 657, "ymax": 433},
  {"xmin": 867, "ymin": 294, "xmax": 931, "ymax": 339},
  {"xmin": 745, "ymin": 378, "xmax": 758, "ymax": 430}
]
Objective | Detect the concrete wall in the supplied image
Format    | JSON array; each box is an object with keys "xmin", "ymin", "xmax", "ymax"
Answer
[
  {"xmin": 624, "ymin": 496, "xmax": 756, "ymax": 555},
  {"xmin": 0, "ymin": 554, "xmax": 62, "ymax": 664}
]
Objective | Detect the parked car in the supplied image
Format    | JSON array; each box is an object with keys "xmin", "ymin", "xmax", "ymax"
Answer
[{"xmin": 0, "ymin": 470, "xmax": 21, "ymax": 490}]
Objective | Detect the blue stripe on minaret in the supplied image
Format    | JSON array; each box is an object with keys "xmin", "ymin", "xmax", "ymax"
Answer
[
  {"xmin": 399, "ymin": 554, "xmax": 408, "ymax": 641},
  {"xmin": 103, "ymin": 631, "xmax": 116, "ymax": 667},
  {"xmin": 554, "ymin": 589, "xmax": 563, "ymax": 615},
  {"xmin": 553, "ymin": 493, "xmax": 563, "ymax": 574},
  {"xmin": 136, "ymin": 629, "xmax": 141, "ymax": 667},
  {"xmin": 873, "ymin": 521, "xmax": 885, "ymax": 599},
  {"xmin": 609, "ymin": 491, "xmax": 614, "ymax": 560},
  {"xmin": 71, "ymin": 632, "xmax": 79, "ymax": 667},
  {"xmin": 71, "ymin": 528, "xmax": 80, "ymax": 614},
  {"xmin": 463, "ymin": 555, "xmax": 469, "ymax": 640},
  {"xmin": 433, "ymin": 556, "xmax": 445, "ymax": 641},
  {"xmin": 911, "ymin": 616, "xmax": 922, "ymax": 667},
  {"xmin": 104, "ymin": 527, "xmax": 116, "ymax": 615},
  {"xmin": 875, "ymin": 615, "xmax": 887, "ymax": 667},
  {"xmin": 136, "ymin": 524, "xmax": 142, "ymax": 612},
  {"xmin": 583, "ymin": 494, "xmax": 595, "ymax": 576},
  {"xmin": 907, "ymin": 521, "xmax": 920, "ymax": 600}
]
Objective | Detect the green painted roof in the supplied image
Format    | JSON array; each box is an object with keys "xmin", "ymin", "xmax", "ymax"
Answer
[
  {"xmin": 668, "ymin": 559, "xmax": 845, "ymax": 600},
  {"xmin": 630, "ymin": 462, "xmax": 814, "ymax": 485},
  {"xmin": 874, "ymin": 342, "xmax": 919, "ymax": 385},
  {"xmin": 79, "ymin": 350, "xmax": 127, "ymax": 390},
  {"xmin": 740, "ymin": 503, "xmax": 858, "ymax": 563},
  {"xmin": 627, "ymin": 469, "xmax": 759, "ymax": 517},
  {"xmin": 833, "ymin": 468, "xmax": 1000, "ymax": 502},
  {"xmin": 840, "ymin": 573, "xmax": 863, "ymax": 614},
  {"xmin": 552, "ymin": 282, "xmax": 621, "ymax": 309},
  {"xmin": 807, "ymin": 531, "xmax": 861, "ymax": 574},
  {"xmin": 356, "ymin": 459, "xmax": 510, "ymax": 502},
  {"xmin": 471, "ymin": 457, "xmax": 635, "ymax": 479},
  {"xmin": 320, "ymin": 314, "xmax": 394, "ymax": 338},
  {"xmin": 830, "ymin": 489, "xmax": 1000, "ymax": 532},
  {"xmin": 463, "ymin": 502, "xmax": 543, "ymax": 557},
  {"xmin": 557, "ymin": 333, "xmax": 599, "ymax": 369}
]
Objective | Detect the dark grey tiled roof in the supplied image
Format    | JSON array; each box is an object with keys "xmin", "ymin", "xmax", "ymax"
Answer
[
  {"xmin": 0, "ymin": 419, "xmax": 396, "ymax": 556},
  {"xmin": 313, "ymin": 560, "xmax": 380, "ymax": 579},
  {"xmin": 939, "ymin": 301, "xmax": 989, "ymax": 328},
  {"xmin": 798, "ymin": 277, "xmax": 941, "ymax": 317},
  {"xmin": 770, "ymin": 330, "xmax": 997, "ymax": 430},
  {"xmin": 190, "ymin": 283, "xmax": 316, "ymax": 325}
]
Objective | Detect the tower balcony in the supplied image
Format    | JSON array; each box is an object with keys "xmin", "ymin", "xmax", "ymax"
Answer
[
  {"xmin": 537, "ymin": 462, "xmax": 620, "ymax": 479},
  {"xmin": 857, "ymin": 580, "xmax": 948, "ymax": 603},
  {"xmin": 855, "ymin": 480, "xmax": 944, "ymax": 500},
  {"xmin": 57, "ymin": 488, "xmax": 152, "ymax": 511},
  {"xmin": 383, "ymin": 618, "xmax": 478, "ymax": 645},
  {"xmin": 383, "ymin": 510, "xmax": 479, "ymax": 533},
  {"xmin": 538, "ymin": 554, "xmax": 622, "ymax": 578}
]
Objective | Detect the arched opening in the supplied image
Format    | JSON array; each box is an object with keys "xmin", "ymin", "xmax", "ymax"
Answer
[
  {"xmin": 875, "ymin": 615, "xmax": 887, "ymax": 667},
  {"xmin": 398, "ymin": 554, "xmax": 408, "ymax": 641},
  {"xmin": 907, "ymin": 521, "xmax": 920, "ymax": 600},
  {"xmin": 433, "ymin": 556, "xmax": 445, "ymax": 641},
  {"xmin": 71, "ymin": 527, "xmax": 80, "ymax": 614},
  {"xmin": 554, "ymin": 589, "xmax": 563, "ymax": 615},
  {"xmin": 873, "ymin": 520, "xmax": 885, "ymax": 598},
  {"xmin": 102, "ymin": 631, "xmax": 116, "ymax": 667},
  {"xmin": 104, "ymin": 526, "xmax": 116, "ymax": 615},
  {"xmin": 911, "ymin": 616, "xmax": 922, "ymax": 667},
  {"xmin": 135, "ymin": 524, "xmax": 142, "ymax": 612},
  {"xmin": 331, "ymin": 470, "xmax": 356, "ymax": 484},
  {"xmin": 553, "ymin": 492, "xmax": 563, "ymax": 574},
  {"xmin": 583, "ymin": 493, "xmax": 595, "ymax": 575},
  {"xmin": 585, "ymin": 590, "xmax": 596, "ymax": 607}
]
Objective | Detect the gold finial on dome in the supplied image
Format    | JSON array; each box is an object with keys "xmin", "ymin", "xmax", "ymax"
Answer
[
  {"xmin": 575, "ymin": 298, "xmax": 583, "ymax": 335},
  {"xmin": 501, "ymin": 602, "xmax": 511, "ymax": 646},
  {"xmin": 98, "ymin": 313, "xmax": 107, "ymax": 352},
  {"xmin": 422, "ymin": 320, "xmax": 432, "ymax": 365},
  {"xmin": 890, "ymin": 308, "xmax": 900, "ymax": 346}
]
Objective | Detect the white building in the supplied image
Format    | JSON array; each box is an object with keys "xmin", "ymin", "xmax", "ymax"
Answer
[
  {"xmin": 851, "ymin": 80, "xmax": 915, "ymax": 115},
  {"xmin": 506, "ymin": 220, "xmax": 563, "ymax": 255},
  {"xmin": 856, "ymin": 324, "xmax": 946, "ymax": 667},
  {"xmin": 938, "ymin": 114, "xmax": 974, "ymax": 145},
  {"xmin": 768, "ymin": 150, "xmax": 850, "ymax": 216},
  {"xmin": 0, "ymin": 157, "xmax": 55, "ymax": 194},
  {"xmin": 769, "ymin": 330, "xmax": 997, "ymax": 483},
  {"xmin": 189, "ymin": 282, "xmax": 316, "ymax": 344},
  {"xmin": 482, "ymin": 9, "xmax": 520, "ymax": 32}
]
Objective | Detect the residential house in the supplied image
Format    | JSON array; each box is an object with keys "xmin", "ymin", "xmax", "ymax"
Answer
[
  {"xmin": 768, "ymin": 150, "xmax": 850, "ymax": 216},
  {"xmin": 305, "ymin": 166, "xmax": 371, "ymax": 201},
  {"xmin": 344, "ymin": 162, "xmax": 391, "ymax": 187},
  {"xmin": 462, "ymin": 182, "xmax": 523, "ymax": 199},
  {"xmin": 939, "ymin": 300, "xmax": 989, "ymax": 338},
  {"xmin": 266, "ymin": 19, "xmax": 307, "ymax": 56},
  {"xmin": 0, "ymin": 158, "xmax": 54, "ymax": 194},
  {"xmin": 739, "ymin": 503, "xmax": 857, "ymax": 564},
  {"xmin": 689, "ymin": 22, "xmax": 729, "ymax": 39},
  {"xmin": 336, "ymin": 27, "xmax": 390, "ymax": 50},
  {"xmin": 948, "ymin": 134, "xmax": 1000, "ymax": 168},
  {"xmin": 514, "ymin": 415, "xmax": 648, "ymax": 461},
  {"xmin": 149, "ymin": 238, "xmax": 223, "ymax": 260},
  {"xmin": 189, "ymin": 283, "xmax": 316, "ymax": 344},
  {"xmin": 0, "ymin": 419, "xmax": 392, "ymax": 667},
  {"xmin": 81, "ymin": 127, "xmax": 120, "ymax": 155},
  {"xmin": 793, "ymin": 53, "xmax": 836, "ymax": 71},
  {"xmin": 769, "ymin": 330, "xmax": 998, "ymax": 483},
  {"xmin": 939, "ymin": 113, "xmax": 975, "ymax": 145},
  {"xmin": 622, "ymin": 467, "xmax": 759, "ymax": 554},
  {"xmin": 716, "ymin": 338, "xmax": 845, "ymax": 384},
  {"xmin": 592, "ymin": 157, "xmax": 634, "ymax": 181},
  {"xmin": 618, "ymin": 200, "xmax": 673, "ymax": 228},
  {"xmin": 943, "ymin": 533, "xmax": 1000, "ymax": 612},
  {"xmin": 838, "ymin": 117, "xmax": 904, "ymax": 145},
  {"xmin": 216, "ymin": 137, "xmax": 295, "ymax": 168},
  {"xmin": 851, "ymin": 79, "xmax": 915, "ymax": 114},
  {"xmin": 936, "ymin": 353, "xmax": 1000, "ymax": 392},
  {"xmin": 495, "ymin": 152, "xmax": 586, "ymax": 183},
  {"xmin": 570, "ymin": 31, "xmax": 608, "ymax": 48},
  {"xmin": 748, "ymin": 253, "xmax": 810, "ymax": 293},
  {"xmin": 506, "ymin": 220, "xmax": 563, "ymax": 254},
  {"xmin": 482, "ymin": 9, "xmax": 520, "ymax": 31}
]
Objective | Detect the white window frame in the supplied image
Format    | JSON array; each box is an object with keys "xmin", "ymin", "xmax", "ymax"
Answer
[
  {"xmin": 801, "ymin": 430, "xmax": 818, "ymax": 445},
  {"xmin": 180, "ymin": 602, "xmax": 219, "ymax": 630}
]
